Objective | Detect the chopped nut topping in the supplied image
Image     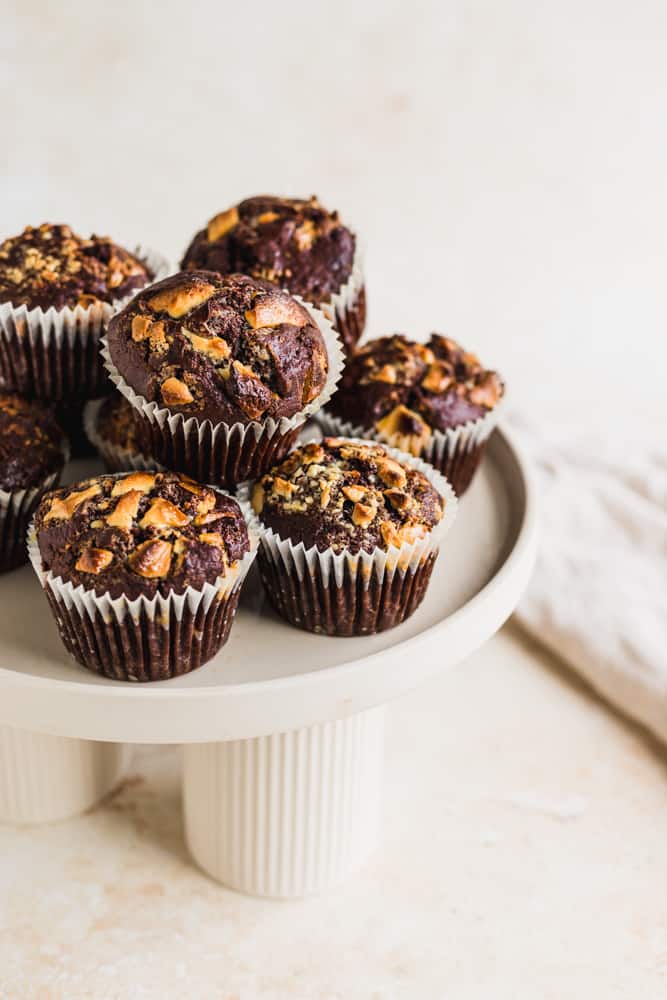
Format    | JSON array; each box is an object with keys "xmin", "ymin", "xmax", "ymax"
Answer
[
  {"xmin": 376, "ymin": 457, "xmax": 407, "ymax": 489},
  {"xmin": 75, "ymin": 547, "xmax": 114, "ymax": 574},
  {"xmin": 422, "ymin": 362, "xmax": 454, "ymax": 394},
  {"xmin": 149, "ymin": 282, "xmax": 216, "ymax": 318},
  {"xmin": 320, "ymin": 481, "xmax": 332, "ymax": 509},
  {"xmin": 161, "ymin": 376, "xmax": 194, "ymax": 407},
  {"xmin": 128, "ymin": 539, "xmax": 173, "ymax": 578},
  {"xmin": 380, "ymin": 521, "xmax": 401, "ymax": 549},
  {"xmin": 273, "ymin": 477, "xmax": 296, "ymax": 499},
  {"xmin": 199, "ymin": 531, "xmax": 224, "ymax": 547},
  {"xmin": 45, "ymin": 483, "xmax": 101, "ymax": 521},
  {"xmin": 251, "ymin": 483, "xmax": 265, "ymax": 514},
  {"xmin": 384, "ymin": 488, "xmax": 413, "ymax": 513},
  {"xmin": 195, "ymin": 492, "xmax": 216, "ymax": 516},
  {"xmin": 376, "ymin": 405, "xmax": 432, "ymax": 456},
  {"xmin": 207, "ymin": 207, "xmax": 239, "ymax": 242},
  {"xmin": 245, "ymin": 296, "xmax": 309, "ymax": 330},
  {"xmin": 111, "ymin": 473, "xmax": 156, "ymax": 497},
  {"xmin": 106, "ymin": 489, "xmax": 142, "ymax": 530},
  {"xmin": 140, "ymin": 497, "xmax": 191, "ymax": 529},
  {"xmin": 370, "ymin": 364, "xmax": 397, "ymax": 385},
  {"xmin": 342, "ymin": 484, "xmax": 366, "ymax": 503},
  {"xmin": 302, "ymin": 443, "xmax": 325, "ymax": 465},
  {"xmin": 352, "ymin": 502, "xmax": 376, "ymax": 528},
  {"xmin": 256, "ymin": 211, "xmax": 280, "ymax": 225},
  {"xmin": 469, "ymin": 372, "xmax": 503, "ymax": 409},
  {"xmin": 294, "ymin": 219, "xmax": 316, "ymax": 251}
]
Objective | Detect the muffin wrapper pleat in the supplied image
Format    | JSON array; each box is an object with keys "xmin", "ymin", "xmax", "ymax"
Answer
[
  {"xmin": 27, "ymin": 496, "xmax": 258, "ymax": 682},
  {"xmin": 313, "ymin": 237, "xmax": 366, "ymax": 357},
  {"xmin": 317, "ymin": 397, "xmax": 504, "ymax": 498},
  {"xmin": 238, "ymin": 439, "xmax": 458, "ymax": 637},
  {"xmin": 83, "ymin": 398, "xmax": 159, "ymax": 473},
  {"xmin": 0, "ymin": 246, "xmax": 171, "ymax": 400},
  {"xmin": 101, "ymin": 298, "xmax": 345, "ymax": 488}
]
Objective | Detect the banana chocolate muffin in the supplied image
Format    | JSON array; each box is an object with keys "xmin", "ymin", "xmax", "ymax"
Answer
[
  {"xmin": 0, "ymin": 392, "xmax": 67, "ymax": 571},
  {"xmin": 105, "ymin": 270, "xmax": 336, "ymax": 486},
  {"xmin": 181, "ymin": 195, "xmax": 365, "ymax": 354},
  {"xmin": 84, "ymin": 394, "xmax": 155, "ymax": 472},
  {"xmin": 0, "ymin": 223, "xmax": 156, "ymax": 400},
  {"xmin": 31, "ymin": 470, "xmax": 255, "ymax": 680},
  {"xmin": 249, "ymin": 437, "xmax": 456, "ymax": 636},
  {"xmin": 323, "ymin": 334, "xmax": 504, "ymax": 496}
]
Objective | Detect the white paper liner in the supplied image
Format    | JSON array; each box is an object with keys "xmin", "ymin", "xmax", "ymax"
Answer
[
  {"xmin": 318, "ymin": 392, "xmax": 506, "ymax": 497},
  {"xmin": 100, "ymin": 297, "xmax": 345, "ymax": 485},
  {"xmin": 0, "ymin": 437, "xmax": 70, "ymax": 571},
  {"xmin": 0, "ymin": 246, "xmax": 172, "ymax": 399},
  {"xmin": 83, "ymin": 397, "xmax": 159, "ymax": 473},
  {"xmin": 238, "ymin": 437, "xmax": 458, "ymax": 594},
  {"xmin": 28, "ymin": 487, "xmax": 258, "ymax": 628},
  {"xmin": 314, "ymin": 234, "xmax": 366, "ymax": 351}
]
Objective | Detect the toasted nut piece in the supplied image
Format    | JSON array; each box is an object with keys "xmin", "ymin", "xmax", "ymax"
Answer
[
  {"xmin": 178, "ymin": 476, "xmax": 205, "ymax": 496},
  {"xmin": 75, "ymin": 547, "xmax": 114, "ymax": 574},
  {"xmin": 199, "ymin": 531, "xmax": 224, "ymax": 547},
  {"xmin": 384, "ymin": 488, "xmax": 413, "ymax": 513},
  {"xmin": 207, "ymin": 207, "xmax": 239, "ymax": 242},
  {"xmin": 461, "ymin": 350, "xmax": 481, "ymax": 370},
  {"xmin": 131, "ymin": 314, "xmax": 153, "ymax": 342},
  {"xmin": 185, "ymin": 329, "xmax": 231, "ymax": 362},
  {"xmin": 342, "ymin": 484, "xmax": 366, "ymax": 503},
  {"xmin": 45, "ymin": 484, "xmax": 101, "ymax": 521},
  {"xmin": 352, "ymin": 502, "xmax": 376, "ymax": 528},
  {"xmin": 422, "ymin": 362, "xmax": 454, "ymax": 394},
  {"xmin": 319, "ymin": 481, "xmax": 332, "ymax": 509},
  {"xmin": 245, "ymin": 295, "xmax": 309, "ymax": 329},
  {"xmin": 256, "ymin": 211, "xmax": 279, "ymax": 225},
  {"xmin": 294, "ymin": 219, "xmax": 316, "ymax": 251},
  {"xmin": 194, "ymin": 510, "xmax": 223, "ymax": 526},
  {"xmin": 129, "ymin": 539, "xmax": 173, "ymax": 578},
  {"xmin": 302, "ymin": 443, "xmax": 325, "ymax": 465},
  {"xmin": 370, "ymin": 364, "xmax": 397, "ymax": 385},
  {"xmin": 140, "ymin": 497, "xmax": 191, "ymax": 529},
  {"xmin": 195, "ymin": 492, "xmax": 217, "ymax": 516},
  {"xmin": 149, "ymin": 282, "xmax": 216, "ymax": 318},
  {"xmin": 380, "ymin": 521, "xmax": 401, "ymax": 549},
  {"xmin": 469, "ymin": 372, "xmax": 502, "ymax": 408},
  {"xmin": 251, "ymin": 483, "xmax": 265, "ymax": 514},
  {"xmin": 376, "ymin": 457, "xmax": 407, "ymax": 489},
  {"xmin": 111, "ymin": 473, "xmax": 156, "ymax": 497},
  {"xmin": 273, "ymin": 477, "xmax": 296, "ymax": 499},
  {"xmin": 375, "ymin": 405, "xmax": 431, "ymax": 457},
  {"xmin": 106, "ymin": 489, "xmax": 142, "ymax": 530},
  {"xmin": 161, "ymin": 376, "xmax": 194, "ymax": 406},
  {"xmin": 415, "ymin": 344, "xmax": 436, "ymax": 365}
]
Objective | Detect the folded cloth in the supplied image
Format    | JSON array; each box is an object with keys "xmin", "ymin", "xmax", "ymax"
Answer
[{"xmin": 512, "ymin": 416, "xmax": 667, "ymax": 745}]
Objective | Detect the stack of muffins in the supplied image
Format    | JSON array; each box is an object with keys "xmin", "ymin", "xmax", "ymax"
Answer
[{"xmin": 0, "ymin": 195, "xmax": 504, "ymax": 682}]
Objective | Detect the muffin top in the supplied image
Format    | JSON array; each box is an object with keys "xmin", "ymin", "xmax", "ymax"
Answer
[
  {"xmin": 34, "ymin": 470, "xmax": 250, "ymax": 599},
  {"xmin": 252, "ymin": 438, "xmax": 444, "ymax": 555},
  {"xmin": 181, "ymin": 195, "xmax": 355, "ymax": 305},
  {"xmin": 328, "ymin": 334, "xmax": 503, "ymax": 452},
  {"xmin": 0, "ymin": 224, "xmax": 151, "ymax": 311},
  {"xmin": 107, "ymin": 270, "xmax": 329, "ymax": 425},
  {"xmin": 0, "ymin": 393, "xmax": 65, "ymax": 491},
  {"xmin": 95, "ymin": 393, "xmax": 150, "ymax": 456}
]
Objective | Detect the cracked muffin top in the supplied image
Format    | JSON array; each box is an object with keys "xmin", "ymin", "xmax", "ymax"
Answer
[
  {"xmin": 181, "ymin": 195, "xmax": 356, "ymax": 305},
  {"xmin": 252, "ymin": 438, "xmax": 444, "ymax": 555},
  {"xmin": 107, "ymin": 270, "xmax": 329, "ymax": 426},
  {"xmin": 328, "ymin": 334, "xmax": 503, "ymax": 454},
  {"xmin": 0, "ymin": 224, "xmax": 151, "ymax": 311},
  {"xmin": 34, "ymin": 470, "xmax": 250, "ymax": 599},
  {"xmin": 0, "ymin": 393, "xmax": 65, "ymax": 491}
]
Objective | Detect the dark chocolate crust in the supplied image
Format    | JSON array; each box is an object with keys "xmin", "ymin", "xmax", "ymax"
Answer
[
  {"xmin": 34, "ymin": 470, "xmax": 249, "ymax": 600},
  {"xmin": 0, "ymin": 224, "xmax": 151, "ymax": 311},
  {"xmin": 253, "ymin": 438, "xmax": 444, "ymax": 555},
  {"xmin": 0, "ymin": 393, "xmax": 65, "ymax": 491},
  {"xmin": 181, "ymin": 196, "xmax": 355, "ymax": 306},
  {"xmin": 329, "ymin": 334, "xmax": 503, "ymax": 446},
  {"xmin": 96, "ymin": 393, "xmax": 151, "ymax": 456},
  {"xmin": 107, "ymin": 271, "xmax": 328, "ymax": 426}
]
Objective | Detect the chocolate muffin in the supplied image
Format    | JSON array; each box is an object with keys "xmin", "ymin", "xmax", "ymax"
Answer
[
  {"xmin": 0, "ymin": 224, "xmax": 165, "ymax": 400},
  {"xmin": 0, "ymin": 392, "xmax": 67, "ymax": 571},
  {"xmin": 30, "ymin": 470, "xmax": 256, "ymax": 680},
  {"xmin": 247, "ymin": 437, "xmax": 457, "ymax": 636},
  {"xmin": 84, "ymin": 394, "xmax": 155, "ymax": 472},
  {"xmin": 322, "ymin": 334, "xmax": 504, "ymax": 496},
  {"xmin": 104, "ymin": 270, "xmax": 342, "ymax": 486},
  {"xmin": 181, "ymin": 195, "xmax": 365, "ymax": 354}
]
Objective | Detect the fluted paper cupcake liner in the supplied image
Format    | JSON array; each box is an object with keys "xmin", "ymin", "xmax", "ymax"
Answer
[
  {"xmin": 238, "ymin": 439, "xmax": 457, "ymax": 636},
  {"xmin": 27, "ymin": 494, "xmax": 258, "ymax": 682},
  {"xmin": 101, "ymin": 298, "xmax": 345, "ymax": 489},
  {"xmin": 83, "ymin": 398, "xmax": 159, "ymax": 473},
  {"xmin": 318, "ymin": 395, "xmax": 505, "ymax": 498},
  {"xmin": 315, "ymin": 237, "xmax": 366, "ymax": 357},
  {"xmin": 0, "ymin": 438, "xmax": 69, "ymax": 573},
  {"xmin": 0, "ymin": 246, "xmax": 171, "ymax": 400}
]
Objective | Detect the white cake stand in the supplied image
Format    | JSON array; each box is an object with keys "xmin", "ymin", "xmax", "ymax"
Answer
[{"xmin": 0, "ymin": 425, "xmax": 537, "ymax": 897}]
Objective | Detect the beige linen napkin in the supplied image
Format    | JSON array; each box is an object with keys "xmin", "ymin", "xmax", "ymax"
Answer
[{"xmin": 512, "ymin": 418, "xmax": 667, "ymax": 744}]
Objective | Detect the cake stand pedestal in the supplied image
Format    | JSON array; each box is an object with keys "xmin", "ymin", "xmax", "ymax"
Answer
[{"xmin": 0, "ymin": 426, "xmax": 537, "ymax": 896}]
